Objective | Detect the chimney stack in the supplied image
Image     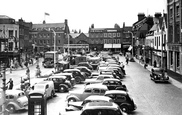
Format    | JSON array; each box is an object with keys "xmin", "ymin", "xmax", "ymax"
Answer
[
  {"xmin": 154, "ymin": 12, "xmax": 162, "ymax": 19},
  {"xmin": 138, "ymin": 13, "xmax": 145, "ymax": 21}
]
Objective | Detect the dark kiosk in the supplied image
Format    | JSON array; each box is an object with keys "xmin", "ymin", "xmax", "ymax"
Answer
[{"xmin": 28, "ymin": 92, "xmax": 47, "ymax": 115}]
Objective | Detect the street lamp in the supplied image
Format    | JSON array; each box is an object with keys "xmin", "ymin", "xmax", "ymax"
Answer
[
  {"xmin": 124, "ymin": 31, "xmax": 135, "ymax": 62},
  {"xmin": 50, "ymin": 29, "xmax": 56, "ymax": 65}
]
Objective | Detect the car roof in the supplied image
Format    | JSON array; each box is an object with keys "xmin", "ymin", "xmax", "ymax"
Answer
[
  {"xmin": 49, "ymin": 75, "xmax": 66, "ymax": 79},
  {"xmin": 64, "ymin": 69, "xmax": 80, "ymax": 72},
  {"xmin": 105, "ymin": 90, "xmax": 127, "ymax": 95},
  {"xmin": 85, "ymin": 95, "xmax": 112, "ymax": 101},
  {"xmin": 37, "ymin": 80, "xmax": 53, "ymax": 84},
  {"xmin": 76, "ymin": 66, "xmax": 88, "ymax": 69},
  {"xmin": 55, "ymin": 73, "xmax": 72, "ymax": 76},
  {"xmin": 102, "ymin": 78, "xmax": 120, "ymax": 82},
  {"xmin": 99, "ymin": 74, "xmax": 113, "ymax": 77},
  {"xmin": 83, "ymin": 102, "xmax": 118, "ymax": 110},
  {"xmin": 6, "ymin": 90, "xmax": 24, "ymax": 95},
  {"xmin": 85, "ymin": 84, "xmax": 108, "ymax": 90}
]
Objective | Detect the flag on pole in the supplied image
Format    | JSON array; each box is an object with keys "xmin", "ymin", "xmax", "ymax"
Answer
[{"xmin": 45, "ymin": 12, "xmax": 50, "ymax": 16}]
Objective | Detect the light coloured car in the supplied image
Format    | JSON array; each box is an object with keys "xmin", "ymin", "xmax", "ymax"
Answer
[
  {"xmin": 31, "ymin": 80, "xmax": 55, "ymax": 99},
  {"xmin": 84, "ymin": 74, "xmax": 114, "ymax": 85},
  {"xmin": 5, "ymin": 90, "xmax": 28, "ymax": 113},
  {"xmin": 66, "ymin": 84, "xmax": 108, "ymax": 102},
  {"xmin": 65, "ymin": 95, "xmax": 113, "ymax": 111}
]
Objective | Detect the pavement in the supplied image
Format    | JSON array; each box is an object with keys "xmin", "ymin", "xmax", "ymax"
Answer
[{"xmin": 133, "ymin": 57, "xmax": 182, "ymax": 89}]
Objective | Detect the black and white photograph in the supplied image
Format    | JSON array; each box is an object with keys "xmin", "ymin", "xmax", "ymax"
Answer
[{"xmin": 1, "ymin": 0, "xmax": 182, "ymax": 115}]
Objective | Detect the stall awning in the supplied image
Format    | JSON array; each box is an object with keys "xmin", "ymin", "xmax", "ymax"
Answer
[
  {"xmin": 104, "ymin": 44, "xmax": 121, "ymax": 48},
  {"xmin": 113, "ymin": 44, "xmax": 121, "ymax": 48}
]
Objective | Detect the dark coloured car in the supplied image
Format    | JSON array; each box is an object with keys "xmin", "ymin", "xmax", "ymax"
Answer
[
  {"xmin": 54, "ymin": 73, "xmax": 76, "ymax": 87},
  {"xmin": 101, "ymin": 78, "xmax": 127, "ymax": 91},
  {"xmin": 65, "ymin": 95, "xmax": 113, "ymax": 111},
  {"xmin": 105, "ymin": 90, "xmax": 137, "ymax": 113},
  {"xmin": 63, "ymin": 69, "xmax": 86, "ymax": 84},
  {"xmin": 87, "ymin": 57, "xmax": 101, "ymax": 70},
  {"xmin": 150, "ymin": 67, "xmax": 169, "ymax": 82},
  {"xmin": 44, "ymin": 75, "xmax": 72, "ymax": 93},
  {"xmin": 80, "ymin": 102, "xmax": 127, "ymax": 115},
  {"xmin": 75, "ymin": 66, "xmax": 92, "ymax": 78},
  {"xmin": 55, "ymin": 61, "xmax": 70, "ymax": 73},
  {"xmin": 78, "ymin": 62, "xmax": 93, "ymax": 70}
]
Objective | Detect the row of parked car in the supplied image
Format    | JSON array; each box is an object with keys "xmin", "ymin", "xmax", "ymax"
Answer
[{"xmin": 60, "ymin": 52, "xmax": 137, "ymax": 115}]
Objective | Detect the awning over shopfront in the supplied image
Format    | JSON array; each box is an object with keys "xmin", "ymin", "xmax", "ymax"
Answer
[
  {"xmin": 104, "ymin": 44, "xmax": 121, "ymax": 48},
  {"xmin": 113, "ymin": 44, "xmax": 121, "ymax": 48},
  {"xmin": 104, "ymin": 44, "xmax": 112, "ymax": 48}
]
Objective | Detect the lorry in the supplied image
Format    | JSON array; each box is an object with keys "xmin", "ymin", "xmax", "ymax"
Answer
[{"xmin": 42, "ymin": 51, "xmax": 63, "ymax": 68}]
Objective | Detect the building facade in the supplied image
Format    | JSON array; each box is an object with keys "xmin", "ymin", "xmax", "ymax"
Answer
[
  {"xmin": 167, "ymin": 0, "xmax": 182, "ymax": 75},
  {"xmin": 30, "ymin": 19, "xmax": 69, "ymax": 53},
  {"xmin": 0, "ymin": 15, "xmax": 20, "ymax": 67},
  {"xmin": 88, "ymin": 27, "xmax": 124, "ymax": 52}
]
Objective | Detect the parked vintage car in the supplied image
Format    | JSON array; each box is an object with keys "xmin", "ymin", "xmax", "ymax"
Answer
[
  {"xmin": 77, "ymin": 62, "xmax": 93, "ymax": 70},
  {"xmin": 66, "ymin": 84, "xmax": 108, "ymax": 102},
  {"xmin": 105, "ymin": 90, "xmax": 137, "ymax": 113},
  {"xmin": 150, "ymin": 68, "xmax": 169, "ymax": 82},
  {"xmin": 84, "ymin": 74, "xmax": 114, "ymax": 85},
  {"xmin": 87, "ymin": 57, "xmax": 101, "ymax": 70},
  {"xmin": 80, "ymin": 102, "xmax": 127, "ymax": 115},
  {"xmin": 101, "ymin": 78, "xmax": 127, "ymax": 91},
  {"xmin": 55, "ymin": 73, "xmax": 76, "ymax": 87},
  {"xmin": 4, "ymin": 90, "xmax": 28, "ymax": 113},
  {"xmin": 55, "ymin": 61, "xmax": 70, "ymax": 73},
  {"xmin": 63, "ymin": 69, "xmax": 86, "ymax": 84},
  {"xmin": 65, "ymin": 95, "xmax": 113, "ymax": 111},
  {"xmin": 75, "ymin": 66, "xmax": 92, "ymax": 78},
  {"xmin": 31, "ymin": 81, "xmax": 55, "ymax": 99},
  {"xmin": 44, "ymin": 75, "xmax": 72, "ymax": 93}
]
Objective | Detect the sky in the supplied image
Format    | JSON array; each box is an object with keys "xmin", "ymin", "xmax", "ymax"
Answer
[{"xmin": 0, "ymin": 0, "xmax": 167, "ymax": 33}]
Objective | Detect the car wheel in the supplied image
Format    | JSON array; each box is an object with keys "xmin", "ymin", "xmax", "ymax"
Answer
[
  {"xmin": 7, "ymin": 104, "xmax": 16, "ymax": 113},
  {"xmin": 120, "ymin": 105, "xmax": 129, "ymax": 113},
  {"xmin": 68, "ymin": 98, "xmax": 76, "ymax": 102},
  {"xmin": 75, "ymin": 77, "xmax": 81, "ymax": 84},
  {"xmin": 59, "ymin": 86, "xmax": 66, "ymax": 93}
]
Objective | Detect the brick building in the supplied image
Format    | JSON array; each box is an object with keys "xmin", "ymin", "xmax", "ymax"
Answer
[
  {"xmin": 167, "ymin": 0, "xmax": 182, "ymax": 75},
  {"xmin": 30, "ymin": 19, "xmax": 69, "ymax": 53}
]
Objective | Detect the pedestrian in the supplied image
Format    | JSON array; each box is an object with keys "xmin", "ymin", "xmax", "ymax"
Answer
[
  {"xmin": 125, "ymin": 55, "xmax": 129, "ymax": 65},
  {"xmin": 7, "ymin": 78, "xmax": 13, "ymax": 90},
  {"xmin": 153, "ymin": 60, "xmax": 157, "ymax": 67}
]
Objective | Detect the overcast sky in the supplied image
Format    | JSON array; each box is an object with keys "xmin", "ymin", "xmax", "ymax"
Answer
[{"xmin": 0, "ymin": 0, "xmax": 167, "ymax": 33}]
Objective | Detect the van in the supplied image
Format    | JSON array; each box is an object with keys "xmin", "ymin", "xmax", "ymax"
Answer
[{"xmin": 31, "ymin": 81, "xmax": 55, "ymax": 99}]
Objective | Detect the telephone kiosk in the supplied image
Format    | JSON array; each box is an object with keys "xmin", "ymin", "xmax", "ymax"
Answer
[{"xmin": 28, "ymin": 91, "xmax": 47, "ymax": 115}]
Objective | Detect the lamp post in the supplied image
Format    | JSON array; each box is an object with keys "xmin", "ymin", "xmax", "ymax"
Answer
[
  {"xmin": 50, "ymin": 29, "xmax": 56, "ymax": 65},
  {"xmin": 124, "ymin": 31, "xmax": 135, "ymax": 62}
]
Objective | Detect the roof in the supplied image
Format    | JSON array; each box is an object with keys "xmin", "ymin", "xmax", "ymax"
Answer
[
  {"xmin": 70, "ymin": 33, "xmax": 80, "ymax": 38},
  {"xmin": 32, "ymin": 23, "xmax": 65, "ymax": 31},
  {"xmin": 64, "ymin": 68, "xmax": 81, "ymax": 72},
  {"xmin": 85, "ymin": 84, "xmax": 108, "ymax": 90},
  {"xmin": 55, "ymin": 73, "xmax": 72, "ymax": 76},
  {"xmin": 6, "ymin": 90, "xmax": 24, "ymax": 95},
  {"xmin": 102, "ymin": 78, "xmax": 120, "ymax": 82},
  {"xmin": 85, "ymin": 95, "xmax": 112, "ymax": 101},
  {"xmin": 83, "ymin": 102, "xmax": 118, "ymax": 110},
  {"xmin": 0, "ymin": 15, "xmax": 13, "ymax": 19},
  {"xmin": 105, "ymin": 90, "xmax": 127, "ymax": 95},
  {"xmin": 49, "ymin": 75, "xmax": 66, "ymax": 79}
]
